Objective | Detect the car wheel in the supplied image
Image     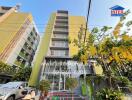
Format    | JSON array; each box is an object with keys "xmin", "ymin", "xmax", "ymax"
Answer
[{"xmin": 7, "ymin": 96, "xmax": 15, "ymax": 100}]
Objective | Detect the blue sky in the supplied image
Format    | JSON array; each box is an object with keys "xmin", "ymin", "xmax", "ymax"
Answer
[{"xmin": 0, "ymin": 0, "xmax": 132, "ymax": 35}]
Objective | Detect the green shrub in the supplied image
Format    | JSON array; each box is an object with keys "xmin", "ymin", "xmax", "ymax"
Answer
[
  {"xmin": 96, "ymin": 88, "xmax": 123, "ymax": 100},
  {"xmin": 81, "ymin": 83, "xmax": 87, "ymax": 96}
]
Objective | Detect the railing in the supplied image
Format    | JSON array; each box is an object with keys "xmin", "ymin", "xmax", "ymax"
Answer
[
  {"xmin": 52, "ymin": 43, "xmax": 68, "ymax": 47},
  {"xmin": 14, "ymin": 60, "xmax": 21, "ymax": 66},
  {"xmin": 56, "ymin": 13, "xmax": 68, "ymax": 17},
  {"xmin": 54, "ymin": 28, "xmax": 68, "ymax": 32},
  {"xmin": 55, "ymin": 23, "xmax": 68, "ymax": 27},
  {"xmin": 56, "ymin": 19, "xmax": 68, "ymax": 22},
  {"xmin": 19, "ymin": 52, "xmax": 27, "ymax": 59}
]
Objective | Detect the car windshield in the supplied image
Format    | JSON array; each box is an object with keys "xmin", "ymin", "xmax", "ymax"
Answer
[{"xmin": 0, "ymin": 82, "xmax": 22, "ymax": 88}]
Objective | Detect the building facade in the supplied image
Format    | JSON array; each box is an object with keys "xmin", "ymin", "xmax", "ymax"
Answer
[
  {"xmin": 0, "ymin": 5, "xmax": 40, "ymax": 68},
  {"xmin": 29, "ymin": 10, "xmax": 90, "ymax": 87},
  {"xmin": 29, "ymin": 10, "xmax": 103, "ymax": 93}
]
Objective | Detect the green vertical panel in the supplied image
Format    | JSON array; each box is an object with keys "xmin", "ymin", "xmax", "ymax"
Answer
[{"xmin": 28, "ymin": 13, "xmax": 56, "ymax": 86}]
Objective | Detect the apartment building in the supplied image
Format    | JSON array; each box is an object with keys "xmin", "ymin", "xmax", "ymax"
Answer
[
  {"xmin": 29, "ymin": 10, "xmax": 90, "ymax": 87},
  {"xmin": 0, "ymin": 5, "xmax": 40, "ymax": 69},
  {"xmin": 29, "ymin": 10, "xmax": 103, "ymax": 93}
]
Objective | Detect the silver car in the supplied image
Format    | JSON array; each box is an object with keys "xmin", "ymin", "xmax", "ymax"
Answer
[{"xmin": 0, "ymin": 82, "xmax": 28, "ymax": 100}]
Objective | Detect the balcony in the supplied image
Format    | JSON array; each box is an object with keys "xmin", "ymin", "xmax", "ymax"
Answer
[
  {"xmin": 52, "ymin": 33, "xmax": 68, "ymax": 41},
  {"xmin": 55, "ymin": 23, "xmax": 68, "ymax": 27},
  {"xmin": 27, "ymin": 38, "xmax": 34, "ymax": 46},
  {"xmin": 54, "ymin": 24, "xmax": 68, "ymax": 29},
  {"xmin": 56, "ymin": 13, "xmax": 68, "ymax": 17},
  {"xmin": 49, "ymin": 49, "xmax": 69, "ymax": 57},
  {"xmin": 54, "ymin": 28, "xmax": 68, "ymax": 33},
  {"xmin": 56, "ymin": 19, "xmax": 68, "ymax": 22},
  {"xmin": 19, "ymin": 52, "xmax": 27, "ymax": 59},
  {"xmin": 23, "ymin": 47, "xmax": 31, "ymax": 55},
  {"xmin": 50, "ymin": 46, "xmax": 69, "ymax": 50},
  {"xmin": 57, "ymin": 10, "xmax": 68, "ymax": 14},
  {"xmin": 52, "ymin": 38, "xmax": 68, "ymax": 41},
  {"xmin": 14, "ymin": 60, "xmax": 21, "ymax": 67},
  {"xmin": 55, "ymin": 20, "xmax": 68, "ymax": 24}
]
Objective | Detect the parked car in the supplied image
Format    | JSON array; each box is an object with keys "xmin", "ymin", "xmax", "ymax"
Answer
[
  {"xmin": 0, "ymin": 84, "xmax": 3, "ymax": 87},
  {"xmin": 0, "ymin": 82, "xmax": 28, "ymax": 100}
]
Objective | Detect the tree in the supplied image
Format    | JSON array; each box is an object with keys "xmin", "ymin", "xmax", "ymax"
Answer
[
  {"xmin": 13, "ymin": 67, "xmax": 32, "ymax": 81},
  {"xmin": 65, "ymin": 77, "xmax": 78, "ymax": 100},
  {"xmin": 38, "ymin": 79, "xmax": 50, "ymax": 100},
  {"xmin": 0, "ymin": 61, "xmax": 14, "ymax": 75},
  {"xmin": 72, "ymin": 10, "xmax": 132, "ymax": 99}
]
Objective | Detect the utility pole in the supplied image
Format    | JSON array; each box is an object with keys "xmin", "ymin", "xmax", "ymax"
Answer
[
  {"xmin": 83, "ymin": 0, "xmax": 92, "ymax": 100},
  {"xmin": 84, "ymin": 0, "xmax": 92, "ymax": 43}
]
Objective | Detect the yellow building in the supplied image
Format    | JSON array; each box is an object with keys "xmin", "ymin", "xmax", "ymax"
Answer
[
  {"xmin": 29, "ymin": 10, "xmax": 92, "ymax": 87},
  {"xmin": 0, "ymin": 5, "xmax": 40, "ymax": 68}
]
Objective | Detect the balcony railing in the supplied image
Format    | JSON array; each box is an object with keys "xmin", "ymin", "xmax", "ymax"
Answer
[
  {"xmin": 56, "ymin": 19, "xmax": 68, "ymax": 22},
  {"xmin": 55, "ymin": 23, "xmax": 68, "ymax": 27},
  {"xmin": 14, "ymin": 60, "xmax": 21, "ymax": 66},
  {"xmin": 54, "ymin": 28, "xmax": 68, "ymax": 32},
  {"xmin": 23, "ymin": 45, "xmax": 33, "ymax": 55},
  {"xmin": 19, "ymin": 52, "xmax": 27, "ymax": 59},
  {"xmin": 51, "ymin": 43, "xmax": 68, "ymax": 48},
  {"xmin": 53, "ymin": 34, "xmax": 68, "ymax": 39},
  {"xmin": 56, "ymin": 13, "xmax": 68, "ymax": 17}
]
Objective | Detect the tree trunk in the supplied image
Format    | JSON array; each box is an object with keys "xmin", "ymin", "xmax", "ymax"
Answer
[{"xmin": 108, "ymin": 76, "xmax": 112, "ymax": 88}]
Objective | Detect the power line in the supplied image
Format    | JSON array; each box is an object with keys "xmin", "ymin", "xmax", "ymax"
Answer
[{"xmin": 0, "ymin": 22, "xmax": 111, "ymax": 27}]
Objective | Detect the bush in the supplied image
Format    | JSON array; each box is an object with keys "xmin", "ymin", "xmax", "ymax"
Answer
[
  {"xmin": 13, "ymin": 67, "xmax": 32, "ymax": 81},
  {"xmin": 96, "ymin": 88, "xmax": 123, "ymax": 100},
  {"xmin": 81, "ymin": 83, "xmax": 87, "ymax": 96}
]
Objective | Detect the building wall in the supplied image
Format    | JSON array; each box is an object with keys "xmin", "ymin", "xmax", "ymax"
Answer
[
  {"xmin": 48, "ymin": 11, "xmax": 69, "ymax": 58},
  {"xmin": 0, "ymin": 8, "xmax": 40, "ymax": 68},
  {"xmin": 6, "ymin": 21, "xmax": 34, "ymax": 65},
  {"xmin": 29, "ymin": 13, "xmax": 56, "ymax": 86},
  {"xmin": 29, "ymin": 11, "xmax": 90, "ymax": 86},
  {"xmin": 69, "ymin": 16, "xmax": 88, "ymax": 57},
  {"xmin": 0, "ymin": 12, "xmax": 32, "ymax": 61}
]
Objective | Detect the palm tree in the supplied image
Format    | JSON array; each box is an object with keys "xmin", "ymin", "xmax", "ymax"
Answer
[
  {"xmin": 38, "ymin": 79, "xmax": 50, "ymax": 100},
  {"xmin": 65, "ymin": 77, "xmax": 78, "ymax": 100}
]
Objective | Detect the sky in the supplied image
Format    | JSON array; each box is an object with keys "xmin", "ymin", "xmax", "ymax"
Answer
[{"xmin": 0, "ymin": 0, "xmax": 132, "ymax": 35}]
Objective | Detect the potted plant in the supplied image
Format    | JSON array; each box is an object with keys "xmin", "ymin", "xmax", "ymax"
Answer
[
  {"xmin": 65, "ymin": 77, "xmax": 78, "ymax": 100},
  {"xmin": 38, "ymin": 79, "xmax": 50, "ymax": 100}
]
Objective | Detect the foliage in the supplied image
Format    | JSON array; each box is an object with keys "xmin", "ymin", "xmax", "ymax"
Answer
[
  {"xmin": 81, "ymin": 83, "xmax": 87, "ymax": 96},
  {"xmin": 65, "ymin": 77, "xmax": 78, "ymax": 91},
  {"xmin": 96, "ymin": 88, "xmax": 123, "ymax": 100},
  {"xmin": 72, "ymin": 9, "xmax": 132, "ymax": 87},
  {"xmin": 13, "ymin": 67, "xmax": 32, "ymax": 81},
  {"xmin": 113, "ymin": 76, "xmax": 131, "ymax": 86},
  {"xmin": 94, "ymin": 75, "xmax": 105, "ymax": 85},
  {"xmin": 38, "ymin": 79, "xmax": 50, "ymax": 93},
  {"xmin": 0, "ymin": 61, "xmax": 14, "ymax": 75},
  {"xmin": 85, "ymin": 76, "xmax": 95, "ymax": 100}
]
